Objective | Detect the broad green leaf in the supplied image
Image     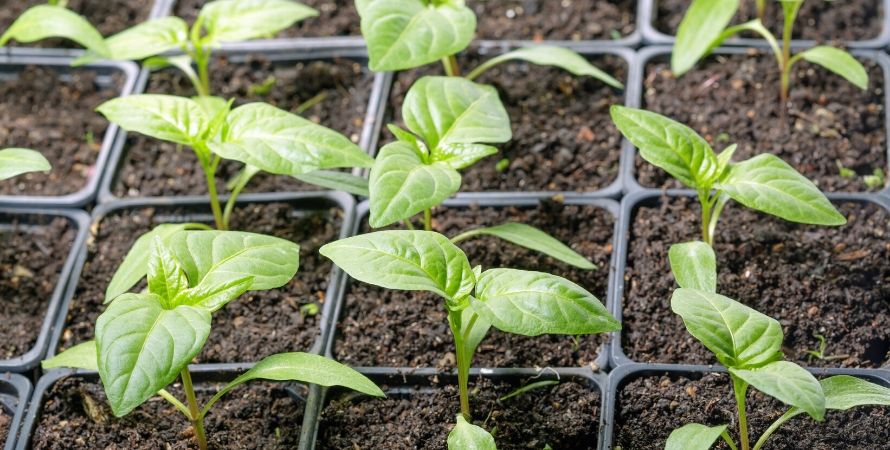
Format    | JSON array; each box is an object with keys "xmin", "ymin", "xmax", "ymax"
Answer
[
  {"xmin": 447, "ymin": 415, "xmax": 496, "ymax": 450},
  {"xmin": 357, "ymin": 0, "xmax": 476, "ymax": 71},
  {"xmin": 97, "ymin": 95, "xmax": 208, "ymax": 146},
  {"xmin": 610, "ymin": 106, "xmax": 719, "ymax": 188},
  {"xmin": 451, "ymin": 223, "xmax": 595, "ymax": 269},
  {"xmin": 716, "ymin": 144, "xmax": 737, "ymax": 177},
  {"xmin": 670, "ymin": 288, "xmax": 783, "ymax": 368},
  {"xmin": 472, "ymin": 268, "xmax": 619, "ymax": 336},
  {"xmin": 0, "ymin": 148, "xmax": 50, "ymax": 181},
  {"xmin": 147, "ymin": 237, "xmax": 189, "ymax": 303},
  {"xmin": 796, "ymin": 46, "xmax": 868, "ymax": 90},
  {"xmin": 821, "ymin": 375, "xmax": 890, "ymax": 410},
  {"xmin": 730, "ymin": 361, "xmax": 825, "ymax": 420},
  {"xmin": 75, "ymin": 17, "xmax": 188, "ymax": 65},
  {"xmin": 319, "ymin": 230, "xmax": 475, "ymax": 301},
  {"xmin": 172, "ymin": 276, "xmax": 253, "ymax": 312},
  {"xmin": 431, "ymin": 144, "xmax": 499, "ymax": 170},
  {"xmin": 96, "ymin": 293, "xmax": 211, "ymax": 417},
  {"xmin": 294, "ymin": 170, "xmax": 370, "ymax": 197},
  {"xmin": 666, "ymin": 423, "xmax": 727, "ymax": 450},
  {"xmin": 42, "ymin": 341, "xmax": 98, "ymax": 372},
  {"xmin": 199, "ymin": 0, "xmax": 317, "ymax": 43},
  {"xmin": 0, "ymin": 5, "xmax": 108, "ymax": 55},
  {"xmin": 672, "ymin": 0, "xmax": 740, "ymax": 75},
  {"xmin": 467, "ymin": 46, "xmax": 623, "ymax": 88},
  {"xmin": 669, "ymin": 241, "xmax": 717, "ymax": 292},
  {"xmin": 368, "ymin": 141, "xmax": 461, "ymax": 228},
  {"xmin": 717, "ymin": 154, "xmax": 846, "ymax": 226}
]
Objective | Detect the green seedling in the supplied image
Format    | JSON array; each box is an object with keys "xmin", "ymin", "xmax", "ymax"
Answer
[
  {"xmin": 804, "ymin": 333, "xmax": 850, "ymax": 362},
  {"xmin": 611, "ymin": 106, "xmax": 845, "ymax": 246},
  {"xmin": 0, "ymin": 148, "xmax": 50, "ymax": 181},
  {"xmin": 320, "ymin": 230, "xmax": 620, "ymax": 449},
  {"xmin": 44, "ymin": 229, "xmax": 383, "ymax": 450},
  {"xmin": 864, "ymin": 167, "xmax": 885, "ymax": 189}
]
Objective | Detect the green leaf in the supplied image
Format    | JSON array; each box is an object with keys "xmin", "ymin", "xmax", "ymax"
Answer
[
  {"xmin": 610, "ymin": 106, "xmax": 719, "ymax": 189},
  {"xmin": 368, "ymin": 141, "xmax": 461, "ymax": 228},
  {"xmin": 716, "ymin": 144, "xmax": 736, "ymax": 177},
  {"xmin": 730, "ymin": 361, "xmax": 825, "ymax": 420},
  {"xmin": 319, "ymin": 230, "xmax": 475, "ymax": 302},
  {"xmin": 471, "ymin": 268, "xmax": 619, "ymax": 336},
  {"xmin": 669, "ymin": 241, "xmax": 717, "ymax": 292},
  {"xmin": 97, "ymin": 95, "xmax": 208, "ymax": 146},
  {"xmin": 672, "ymin": 0, "xmax": 740, "ymax": 75},
  {"xmin": 432, "ymin": 144, "xmax": 499, "ymax": 170},
  {"xmin": 172, "ymin": 276, "xmax": 253, "ymax": 312},
  {"xmin": 42, "ymin": 341, "xmax": 98, "ymax": 372},
  {"xmin": 357, "ymin": 0, "xmax": 476, "ymax": 71},
  {"xmin": 467, "ymin": 46, "xmax": 623, "ymax": 88},
  {"xmin": 451, "ymin": 223, "xmax": 595, "ymax": 269},
  {"xmin": 796, "ymin": 46, "xmax": 868, "ymax": 90},
  {"xmin": 0, "ymin": 5, "xmax": 108, "ymax": 56},
  {"xmin": 75, "ymin": 17, "xmax": 188, "ymax": 65},
  {"xmin": 294, "ymin": 170, "xmax": 370, "ymax": 197},
  {"xmin": 666, "ymin": 423, "xmax": 727, "ymax": 450},
  {"xmin": 199, "ymin": 0, "xmax": 318, "ymax": 43},
  {"xmin": 96, "ymin": 293, "xmax": 211, "ymax": 417},
  {"xmin": 447, "ymin": 415, "xmax": 496, "ymax": 450},
  {"xmin": 0, "ymin": 148, "xmax": 51, "ymax": 181},
  {"xmin": 670, "ymin": 288, "xmax": 783, "ymax": 368},
  {"xmin": 819, "ymin": 375, "xmax": 890, "ymax": 411},
  {"xmin": 147, "ymin": 237, "xmax": 189, "ymax": 303},
  {"xmin": 717, "ymin": 154, "xmax": 846, "ymax": 226}
]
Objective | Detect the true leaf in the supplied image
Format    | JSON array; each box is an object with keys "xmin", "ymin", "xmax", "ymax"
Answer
[
  {"xmin": 294, "ymin": 170, "xmax": 370, "ymax": 197},
  {"xmin": 199, "ymin": 0, "xmax": 317, "ymax": 43},
  {"xmin": 97, "ymin": 95, "xmax": 209, "ymax": 146},
  {"xmin": 147, "ymin": 237, "xmax": 189, "ymax": 303},
  {"xmin": 819, "ymin": 375, "xmax": 890, "ymax": 411},
  {"xmin": 447, "ymin": 415, "xmax": 496, "ymax": 450},
  {"xmin": 467, "ymin": 46, "xmax": 623, "ymax": 88},
  {"xmin": 75, "ymin": 17, "xmax": 188, "ymax": 65},
  {"xmin": 669, "ymin": 241, "xmax": 717, "ymax": 292},
  {"xmin": 0, "ymin": 5, "xmax": 108, "ymax": 56},
  {"xmin": 796, "ymin": 46, "xmax": 868, "ymax": 90},
  {"xmin": 431, "ymin": 144, "xmax": 499, "ymax": 170},
  {"xmin": 0, "ymin": 148, "xmax": 51, "ymax": 181},
  {"xmin": 452, "ymin": 223, "xmax": 595, "ymax": 269},
  {"xmin": 173, "ymin": 276, "xmax": 254, "ymax": 312},
  {"xmin": 672, "ymin": 0, "xmax": 740, "ymax": 75},
  {"xmin": 730, "ymin": 361, "xmax": 825, "ymax": 420},
  {"xmin": 665, "ymin": 423, "xmax": 727, "ymax": 450},
  {"xmin": 42, "ymin": 341, "xmax": 99, "ymax": 372}
]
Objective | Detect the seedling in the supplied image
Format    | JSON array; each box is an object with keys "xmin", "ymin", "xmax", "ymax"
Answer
[
  {"xmin": 0, "ymin": 148, "xmax": 50, "ymax": 181},
  {"xmin": 96, "ymin": 94, "xmax": 373, "ymax": 230},
  {"xmin": 320, "ymin": 230, "xmax": 620, "ymax": 448},
  {"xmin": 43, "ymin": 229, "xmax": 384, "ymax": 450},
  {"xmin": 666, "ymin": 241, "xmax": 890, "ymax": 450},
  {"xmin": 611, "ymin": 106, "xmax": 845, "ymax": 246},
  {"xmin": 672, "ymin": 0, "xmax": 867, "ymax": 102}
]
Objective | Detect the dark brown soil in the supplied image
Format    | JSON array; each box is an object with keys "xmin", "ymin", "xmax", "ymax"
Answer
[
  {"xmin": 113, "ymin": 55, "xmax": 373, "ymax": 198},
  {"xmin": 385, "ymin": 51, "xmax": 626, "ymax": 193},
  {"xmin": 622, "ymin": 196, "xmax": 890, "ymax": 368},
  {"xmin": 173, "ymin": 0, "xmax": 361, "ymax": 38},
  {"xmin": 31, "ymin": 375, "xmax": 304, "ymax": 449},
  {"xmin": 0, "ymin": 409, "xmax": 9, "ymax": 445},
  {"xmin": 614, "ymin": 371, "xmax": 890, "ymax": 449},
  {"xmin": 471, "ymin": 0, "xmax": 636, "ymax": 41},
  {"xmin": 0, "ymin": 215, "xmax": 76, "ymax": 360},
  {"xmin": 318, "ymin": 376, "xmax": 600, "ymax": 449},
  {"xmin": 58, "ymin": 201, "xmax": 342, "ymax": 363},
  {"xmin": 333, "ymin": 200, "xmax": 614, "ymax": 369},
  {"xmin": 637, "ymin": 53, "xmax": 887, "ymax": 192},
  {"xmin": 655, "ymin": 0, "xmax": 883, "ymax": 42},
  {"xmin": 0, "ymin": 66, "xmax": 123, "ymax": 197}
]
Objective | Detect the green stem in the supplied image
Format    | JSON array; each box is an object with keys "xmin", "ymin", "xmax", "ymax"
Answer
[
  {"xmin": 295, "ymin": 91, "xmax": 329, "ymax": 115},
  {"xmin": 755, "ymin": 0, "xmax": 766, "ymax": 21},
  {"xmin": 423, "ymin": 208, "xmax": 432, "ymax": 231},
  {"xmin": 721, "ymin": 429, "xmax": 740, "ymax": 450},
  {"xmin": 158, "ymin": 389, "xmax": 191, "ymax": 418},
  {"xmin": 453, "ymin": 325, "xmax": 472, "ymax": 419},
  {"xmin": 698, "ymin": 190, "xmax": 713, "ymax": 246},
  {"xmin": 441, "ymin": 54, "xmax": 461, "ymax": 77},
  {"xmin": 403, "ymin": 219, "xmax": 415, "ymax": 231},
  {"xmin": 752, "ymin": 409, "xmax": 801, "ymax": 450},
  {"xmin": 181, "ymin": 369, "xmax": 208, "ymax": 450},
  {"xmin": 222, "ymin": 166, "xmax": 258, "ymax": 231},
  {"xmin": 779, "ymin": 1, "xmax": 801, "ymax": 102},
  {"xmin": 732, "ymin": 376, "xmax": 750, "ymax": 450},
  {"xmin": 198, "ymin": 150, "xmax": 225, "ymax": 230},
  {"xmin": 707, "ymin": 193, "xmax": 729, "ymax": 243}
]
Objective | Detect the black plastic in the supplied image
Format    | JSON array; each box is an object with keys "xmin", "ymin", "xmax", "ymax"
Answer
[{"xmin": 1, "ymin": 374, "xmax": 31, "ymax": 450}]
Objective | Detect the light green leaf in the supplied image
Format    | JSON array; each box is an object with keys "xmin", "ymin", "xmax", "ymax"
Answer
[
  {"xmin": 199, "ymin": 0, "xmax": 318, "ymax": 43},
  {"xmin": 75, "ymin": 17, "xmax": 188, "ymax": 65},
  {"xmin": 294, "ymin": 170, "xmax": 370, "ymax": 197},
  {"xmin": 97, "ymin": 95, "xmax": 208, "ymax": 146},
  {"xmin": 670, "ymin": 288, "xmax": 783, "ymax": 368},
  {"xmin": 172, "ymin": 276, "xmax": 254, "ymax": 312},
  {"xmin": 666, "ymin": 423, "xmax": 727, "ymax": 450},
  {"xmin": 716, "ymin": 144, "xmax": 736, "ymax": 177},
  {"xmin": 610, "ymin": 106, "xmax": 719, "ymax": 189},
  {"xmin": 0, "ymin": 148, "xmax": 51, "ymax": 181},
  {"xmin": 451, "ymin": 223, "xmax": 595, "ymax": 269},
  {"xmin": 447, "ymin": 415, "xmax": 496, "ymax": 450},
  {"xmin": 319, "ymin": 230, "xmax": 475, "ymax": 302},
  {"xmin": 431, "ymin": 144, "xmax": 499, "ymax": 170},
  {"xmin": 796, "ymin": 46, "xmax": 868, "ymax": 90},
  {"xmin": 96, "ymin": 293, "xmax": 211, "ymax": 417},
  {"xmin": 471, "ymin": 268, "xmax": 619, "ymax": 336},
  {"xmin": 42, "ymin": 341, "xmax": 99, "ymax": 372},
  {"xmin": 669, "ymin": 241, "xmax": 717, "ymax": 292},
  {"xmin": 139, "ymin": 55, "xmax": 202, "ymax": 92},
  {"xmin": 819, "ymin": 375, "xmax": 890, "ymax": 411},
  {"xmin": 672, "ymin": 0, "xmax": 740, "ymax": 75},
  {"xmin": 456, "ymin": 303, "xmax": 490, "ymax": 364},
  {"xmin": 717, "ymin": 154, "xmax": 846, "ymax": 226},
  {"xmin": 147, "ymin": 237, "xmax": 189, "ymax": 303},
  {"xmin": 467, "ymin": 46, "xmax": 623, "ymax": 88},
  {"xmin": 0, "ymin": 5, "xmax": 108, "ymax": 56},
  {"xmin": 357, "ymin": 0, "xmax": 476, "ymax": 71},
  {"xmin": 730, "ymin": 361, "xmax": 825, "ymax": 420}
]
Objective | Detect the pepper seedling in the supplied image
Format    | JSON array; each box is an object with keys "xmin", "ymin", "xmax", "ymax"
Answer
[
  {"xmin": 0, "ymin": 148, "xmax": 50, "ymax": 181},
  {"xmin": 320, "ymin": 230, "xmax": 620, "ymax": 449},
  {"xmin": 0, "ymin": 0, "xmax": 316, "ymax": 97},
  {"xmin": 665, "ymin": 241, "xmax": 890, "ymax": 450},
  {"xmin": 43, "ymin": 229, "xmax": 384, "ymax": 450},
  {"xmin": 610, "ymin": 106, "xmax": 845, "ymax": 246},
  {"xmin": 672, "ymin": 0, "xmax": 867, "ymax": 102},
  {"xmin": 96, "ymin": 94, "xmax": 373, "ymax": 230}
]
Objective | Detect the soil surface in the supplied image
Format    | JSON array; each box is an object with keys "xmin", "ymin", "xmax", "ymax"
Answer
[
  {"xmin": 59, "ymin": 201, "xmax": 342, "ymax": 363},
  {"xmin": 0, "ymin": 215, "xmax": 76, "ymax": 360},
  {"xmin": 173, "ymin": 0, "xmax": 361, "ymax": 38},
  {"xmin": 637, "ymin": 53, "xmax": 887, "ymax": 192},
  {"xmin": 333, "ymin": 200, "xmax": 614, "ymax": 369},
  {"xmin": 0, "ymin": 66, "xmax": 123, "ymax": 197},
  {"xmin": 614, "ymin": 371, "xmax": 890, "ymax": 449},
  {"xmin": 622, "ymin": 196, "xmax": 890, "ymax": 368},
  {"xmin": 113, "ymin": 55, "xmax": 373, "ymax": 198},
  {"xmin": 31, "ymin": 375, "xmax": 304, "ymax": 449},
  {"xmin": 655, "ymin": 0, "xmax": 883, "ymax": 42},
  {"xmin": 471, "ymin": 0, "xmax": 636, "ymax": 41},
  {"xmin": 0, "ymin": 409, "xmax": 9, "ymax": 445},
  {"xmin": 385, "ymin": 51, "xmax": 626, "ymax": 193},
  {"xmin": 318, "ymin": 376, "xmax": 600, "ymax": 449}
]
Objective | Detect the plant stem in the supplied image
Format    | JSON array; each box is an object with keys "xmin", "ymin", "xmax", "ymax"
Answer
[
  {"xmin": 158, "ymin": 389, "xmax": 191, "ymax": 417},
  {"xmin": 698, "ymin": 190, "xmax": 713, "ymax": 246},
  {"xmin": 295, "ymin": 91, "xmax": 329, "ymax": 115},
  {"xmin": 778, "ymin": 0, "xmax": 801, "ymax": 102},
  {"xmin": 755, "ymin": 0, "xmax": 766, "ymax": 21},
  {"xmin": 423, "ymin": 208, "xmax": 432, "ymax": 231},
  {"xmin": 441, "ymin": 54, "xmax": 461, "ymax": 77},
  {"xmin": 449, "ymin": 311, "xmax": 472, "ymax": 420},
  {"xmin": 732, "ymin": 376, "xmax": 750, "ymax": 450},
  {"xmin": 181, "ymin": 369, "xmax": 208, "ymax": 450},
  {"xmin": 202, "ymin": 154, "xmax": 226, "ymax": 230},
  {"xmin": 222, "ymin": 166, "xmax": 258, "ymax": 230},
  {"xmin": 752, "ymin": 410, "xmax": 800, "ymax": 450}
]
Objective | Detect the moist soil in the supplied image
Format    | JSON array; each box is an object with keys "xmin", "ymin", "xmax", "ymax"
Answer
[
  {"xmin": 0, "ymin": 216, "xmax": 76, "ymax": 360},
  {"xmin": 333, "ymin": 199, "xmax": 614, "ymax": 369},
  {"xmin": 173, "ymin": 0, "xmax": 361, "ymax": 38},
  {"xmin": 637, "ymin": 53, "xmax": 887, "ymax": 192},
  {"xmin": 470, "ymin": 0, "xmax": 636, "ymax": 41},
  {"xmin": 318, "ymin": 376, "xmax": 600, "ymax": 449},
  {"xmin": 113, "ymin": 55, "xmax": 373, "ymax": 198},
  {"xmin": 0, "ymin": 66, "xmax": 123, "ymax": 197},
  {"xmin": 31, "ymin": 376, "xmax": 304, "ymax": 449},
  {"xmin": 655, "ymin": 0, "xmax": 883, "ymax": 42},
  {"xmin": 385, "ymin": 51, "xmax": 626, "ymax": 193},
  {"xmin": 622, "ymin": 196, "xmax": 890, "ymax": 368},
  {"xmin": 0, "ymin": 409, "xmax": 9, "ymax": 445},
  {"xmin": 613, "ymin": 372, "xmax": 890, "ymax": 449},
  {"xmin": 58, "ymin": 202, "xmax": 342, "ymax": 363}
]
